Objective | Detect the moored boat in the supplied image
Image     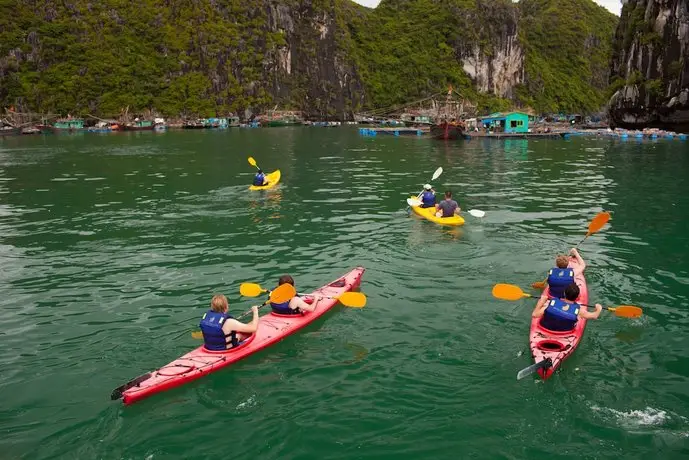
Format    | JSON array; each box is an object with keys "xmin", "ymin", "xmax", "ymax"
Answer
[
  {"xmin": 430, "ymin": 120, "xmax": 466, "ymax": 140},
  {"xmin": 112, "ymin": 267, "xmax": 365, "ymax": 405},
  {"xmin": 123, "ymin": 119, "xmax": 154, "ymax": 131}
]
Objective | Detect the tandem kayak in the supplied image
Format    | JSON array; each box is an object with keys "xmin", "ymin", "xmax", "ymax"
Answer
[
  {"xmin": 528, "ymin": 256, "xmax": 588, "ymax": 379},
  {"xmin": 249, "ymin": 169, "xmax": 281, "ymax": 190},
  {"xmin": 408, "ymin": 196, "xmax": 465, "ymax": 226},
  {"xmin": 112, "ymin": 266, "xmax": 365, "ymax": 405}
]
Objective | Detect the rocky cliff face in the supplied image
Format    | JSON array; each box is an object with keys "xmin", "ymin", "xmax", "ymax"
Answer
[
  {"xmin": 608, "ymin": 0, "xmax": 689, "ymax": 129},
  {"xmin": 0, "ymin": 0, "xmax": 616, "ymax": 119}
]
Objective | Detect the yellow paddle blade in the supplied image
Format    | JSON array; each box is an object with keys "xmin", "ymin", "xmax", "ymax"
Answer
[
  {"xmin": 531, "ymin": 281, "xmax": 546, "ymax": 290},
  {"xmin": 270, "ymin": 283, "xmax": 296, "ymax": 304},
  {"xmin": 337, "ymin": 292, "xmax": 367, "ymax": 308},
  {"xmin": 492, "ymin": 284, "xmax": 530, "ymax": 301},
  {"xmin": 608, "ymin": 305, "xmax": 643, "ymax": 318},
  {"xmin": 587, "ymin": 211, "xmax": 611, "ymax": 236},
  {"xmin": 248, "ymin": 156, "xmax": 257, "ymax": 167},
  {"xmin": 240, "ymin": 283, "xmax": 264, "ymax": 297},
  {"xmin": 191, "ymin": 331, "xmax": 203, "ymax": 339}
]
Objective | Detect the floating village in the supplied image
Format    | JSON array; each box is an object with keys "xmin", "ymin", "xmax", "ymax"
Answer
[{"xmin": 1, "ymin": 90, "xmax": 687, "ymax": 141}]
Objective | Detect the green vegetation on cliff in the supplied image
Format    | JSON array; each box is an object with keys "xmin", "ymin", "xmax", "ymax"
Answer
[
  {"xmin": 517, "ymin": 0, "xmax": 618, "ymax": 113},
  {"xmin": 0, "ymin": 0, "xmax": 617, "ymax": 118}
]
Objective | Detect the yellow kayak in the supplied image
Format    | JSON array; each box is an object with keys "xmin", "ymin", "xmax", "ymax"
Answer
[
  {"xmin": 249, "ymin": 170, "xmax": 281, "ymax": 190},
  {"xmin": 409, "ymin": 196, "xmax": 465, "ymax": 226}
]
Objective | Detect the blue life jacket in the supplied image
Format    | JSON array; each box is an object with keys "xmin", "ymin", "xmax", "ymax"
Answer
[
  {"xmin": 253, "ymin": 173, "xmax": 266, "ymax": 186},
  {"xmin": 270, "ymin": 298, "xmax": 299, "ymax": 315},
  {"xmin": 547, "ymin": 267, "xmax": 575, "ymax": 299},
  {"xmin": 421, "ymin": 191, "xmax": 436, "ymax": 207},
  {"xmin": 541, "ymin": 298, "xmax": 580, "ymax": 331},
  {"xmin": 199, "ymin": 310, "xmax": 237, "ymax": 351}
]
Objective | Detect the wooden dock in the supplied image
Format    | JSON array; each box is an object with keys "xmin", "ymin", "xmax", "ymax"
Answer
[{"xmin": 464, "ymin": 132, "xmax": 564, "ymax": 140}]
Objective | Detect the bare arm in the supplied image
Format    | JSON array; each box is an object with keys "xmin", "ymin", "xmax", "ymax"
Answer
[
  {"xmin": 532, "ymin": 296, "xmax": 548, "ymax": 318},
  {"xmin": 223, "ymin": 306, "xmax": 259, "ymax": 334},
  {"xmin": 290, "ymin": 295, "xmax": 319, "ymax": 312},
  {"xmin": 570, "ymin": 248, "xmax": 586, "ymax": 272},
  {"xmin": 578, "ymin": 303, "xmax": 602, "ymax": 320}
]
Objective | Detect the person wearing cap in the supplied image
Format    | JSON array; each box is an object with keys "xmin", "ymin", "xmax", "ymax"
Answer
[
  {"xmin": 420, "ymin": 184, "xmax": 436, "ymax": 208},
  {"xmin": 252, "ymin": 168, "xmax": 267, "ymax": 186}
]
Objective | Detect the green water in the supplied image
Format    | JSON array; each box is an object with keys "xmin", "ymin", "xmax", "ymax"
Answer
[{"xmin": 1, "ymin": 129, "xmax": 688, "ymax": 459}]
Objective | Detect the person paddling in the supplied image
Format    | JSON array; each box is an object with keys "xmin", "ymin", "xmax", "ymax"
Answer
[
  {"xmin": 532, "ymin": 283, "xmax": 602, "ymax": 331},
  {"xmin": 435, "ymin": 190, "xmax": 461, "ymax": 218},
  {"xmin": 543, "ymin": 248, "xmax": 586, "ymax": 299},
  {"xmin": 420, "ymin": 184, "xmax": 436, "ymax": 208},
  {"xmin": 200, "ymin": 295, "xmax": 259, "ymax": 350},
  {"xmin": 270, "ymin": 275, "xmax": 321, "ymax": 315},
  {"xmin": 253, "ymin": 168, "xmax": 268, "ymax": 186}
]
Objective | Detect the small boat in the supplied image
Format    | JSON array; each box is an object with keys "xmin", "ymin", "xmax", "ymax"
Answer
[
  {"xmin": 50, "ymin": 118, "xmax": 85, "ymax": 133},
  {"xmin": 430, "ymin": 120, "xmax": 466, "ymax": 140},
  {"xmin": 111, "ymin": 267, "xmax": 365, "ymax": 405},
  {"xmin": 153, "ymin": 117, "xmax": 168, "ymax": 131},
  {"xmin": 0, "ymin": 126, "xmax": 19, "ymax": 136},
  {"xmin": 528, "ymin": 256, "xmax": 588, "ymax": 379},
  {"xmin": 123, "ymin": 119, "xmax": 154, "ymax": 131}
]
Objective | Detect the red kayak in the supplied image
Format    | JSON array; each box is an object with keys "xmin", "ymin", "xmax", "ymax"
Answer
[
  {"xmin": 528, "ymin": 257, "xmax": 588, "ymax": 379},
  {"xmin": 112, "ymin": 267, "xmax": 365, "ymax": 405}
]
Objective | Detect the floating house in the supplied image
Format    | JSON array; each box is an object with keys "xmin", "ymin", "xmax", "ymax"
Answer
[
  {"xmin": 479, "ymin": 112, "xmax": 529, "ymax": 134},
  {"xmin": 52, "ymin": 118, "xmax": 84, "ymax": 131}
]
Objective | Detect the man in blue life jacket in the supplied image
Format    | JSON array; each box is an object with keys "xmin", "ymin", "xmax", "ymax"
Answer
[
  {"xmin": 199, "ymin": 294, "xmax": 259, "ymax": 351},
  {"xmin": 544, "ymin": 248, "xmax": 586, "ymax": 299},
  {"xmin": 270, "ymin": 275, "xmax": 322, "ymax": 315},
  {"xmin": 420, "ymin": 184, "xmax": 436, "ymax": 208},
  {"xmin": 253, "ymin": 169, "xmax": 267, "ymax": 186},
  {"xmin": 531, "ymin": 283, "xmax": 602, "ymax": 331}
]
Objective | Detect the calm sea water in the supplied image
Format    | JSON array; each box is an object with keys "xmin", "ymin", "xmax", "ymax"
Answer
[{"xmin": 1, "ymin": 129, "xmax": 688, "ymax": 459}]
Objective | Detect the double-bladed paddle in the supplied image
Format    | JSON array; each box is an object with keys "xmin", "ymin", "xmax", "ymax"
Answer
[
  {"xmin": 491, "ymin": 283, "xmax": 643, "ymax": 318},
  {"xmin": 405, "ymin": 167, "xmax": 443, "ymax": 212},
  {"xmin": 248, "ymin": 156, "xmax": 261, "ymax": 171},
  {"xmin": 532, "ymin": 211, "xmax": 611, "ymax": 289},
  {"xmin": 240, "ymin": 282, "xmax": 366, "ymax": 308}
]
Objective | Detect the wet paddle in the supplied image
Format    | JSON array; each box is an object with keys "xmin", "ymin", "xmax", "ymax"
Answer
[
  {"xmin": 532, "ymin": 211, "xmax": 611, "ymax": 289},
  {"xmin": 190, "ymin": 283, "xmax": 296, "ymax": 339},
  {"xmin": 239, "ymin": 282, "xmax": 366, "ymax": 308},
  {"xmin": 406, "ymin": 197, "xmax": 485, "ymax": 218},
  {"xmin": 405, "ymin": 167, "xmax": 443, "ymax": 212},
  {"xmin": 517, "ymin": 358, "xmax": 552, "ymax": 380},
  {"xmin": 248, "ymin": 156, "xmax": 261, "ymax": 171},
  {"xmin": 491, "ymin": 283, "xmax": 643, "ymax": 318}
]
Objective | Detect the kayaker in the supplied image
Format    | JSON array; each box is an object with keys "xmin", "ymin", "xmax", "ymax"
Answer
[
  {"xmin": 253, "ymin": 169, "xmax": 267, "ymax": 186},
  {"xmin": 420, "ymin": 184, "xmax": 436, "ymax": 208},
  {"xmin": 532, "ymin": 283, "xmax": 602, "ymax": 331},
  {"xmin": 435, "ymin": 190, "xmax": 461, "ymax": 218},
  {"xmin": 544, "ymin": 248, "xmax": 586, "ymax": 299},
  {"xmin": 199, "ymin": 295, "xmax": 259, "ymax": 351},
  {"xmin": 270, "ymin": 275, "xmax": 321, "ymax": 315}
]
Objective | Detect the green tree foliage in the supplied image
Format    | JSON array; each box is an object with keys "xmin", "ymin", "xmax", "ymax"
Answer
[{"xmin": 0, "ymin": 0, "xmax": 618, "ymax": 117}]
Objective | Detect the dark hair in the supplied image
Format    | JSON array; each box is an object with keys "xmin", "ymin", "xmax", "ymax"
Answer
[
  {"xmin": 564, "ymin": 283, "xmax": 580, "ymax": 301},
  {"xmin": 445, "ymin": 190, "xmax": 452, "ymax": 198},
  {"xmin": 257, "ymin": 168, "xmax": 263, "ymax": 174},
  {"xmin": 278, "ymin": 275, "xmax": 294, "ymax": 286}
]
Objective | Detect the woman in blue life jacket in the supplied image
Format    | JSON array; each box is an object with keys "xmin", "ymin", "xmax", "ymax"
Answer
[
  {"xmin": 532, "ymin": 283, "xmax": 602, "ymax": 331},
  {"xmin": 544, "ymin": 248, "xmax": 586, "ymax": 299},
  {"xmin": 420, "ymin": 184, "xmax": 436, "ymax": 208},
  {"xmin": 199, "ymin": 294, "xmax": 259, "ymax": 351},
  {"xmin": 253, "ymin": 169, "xmax": 267, "ymax": 186},
  {"xmin": 270, "ymin": 275, "xmax": 321, "ymax": 315}
]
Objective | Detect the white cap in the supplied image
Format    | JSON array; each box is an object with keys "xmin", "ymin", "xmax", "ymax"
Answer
[{"xmin": 423, "ymin": 184, "xmax": 432, "ymax": 190}]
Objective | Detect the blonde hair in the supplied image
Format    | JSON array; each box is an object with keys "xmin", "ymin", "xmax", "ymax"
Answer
[
  {"xmin": 555, "ymin": 255, "xmax": 569, "ymax": 269},
  {"xmin": 210, "ymin": 294, "xmax": 228, "ymax": 313}
]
